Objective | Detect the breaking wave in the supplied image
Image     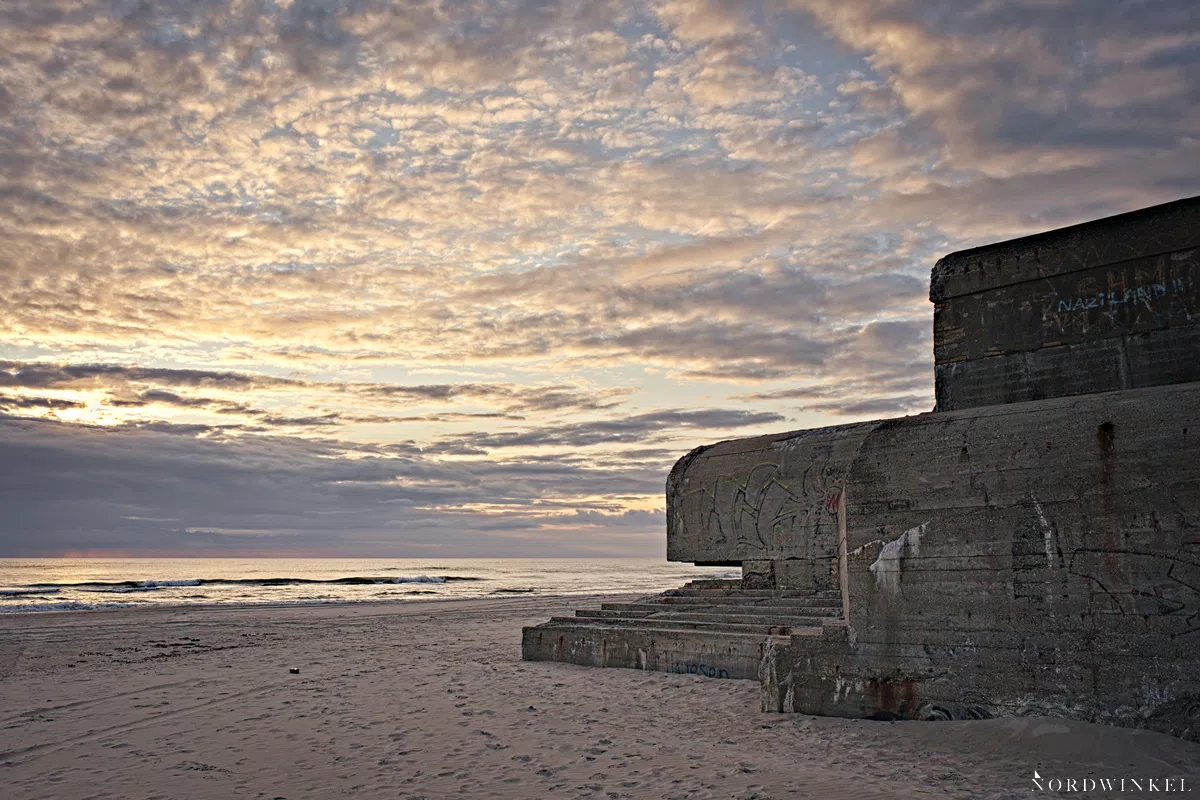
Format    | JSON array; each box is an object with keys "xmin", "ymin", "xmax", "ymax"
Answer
[
  {"xmin": 0, "ymin": 587, "xmax": 60, "ymax": 597},
  {"xmin": 11, "ymin": 575, "xmax": 484, "ymax": 594},
  {"xmin": 3, "ymin": 600, "xmax": 140, "ymax": 613}
]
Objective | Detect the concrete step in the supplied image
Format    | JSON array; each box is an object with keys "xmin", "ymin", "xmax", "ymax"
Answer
[
  {"xmin": 577, "ymin": 608, "xmax": 655, "ymax": 619},
  {"xmin": 652, "ymin": 597, "xmax": 840, "ymax": 609},
  {"xmin": 649, "ymin": 611, "xmax": 832, "ymax": 627},
  {"xmin": 551, "ymin": 616, "xmax": 806, "ymax": 636},
  {"xmin": 601, "ymin": 601, "xmax": 842, "ymax": 618},
  {"xmin": 664, "ymin": 594, "xmax": 843, "ymax": 607},
  {"xmin": 577, "ymin": 609, "xmax": 831, "ymax": 627},
  {"xmin": 522, "ymin": 620, "xmax": 788, "ymax": 680},
  {"xmin": 679, "ymin": 579, "xmax": 741, "ymax": 588},
  {"xmin": 670, "ymin": 586, "xmax": 834, "ymax": 599}
]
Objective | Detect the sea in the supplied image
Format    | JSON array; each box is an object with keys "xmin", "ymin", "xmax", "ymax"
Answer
[{"xmin": 0, "ymin": 559, "xmax": 740, "ymax": 614}]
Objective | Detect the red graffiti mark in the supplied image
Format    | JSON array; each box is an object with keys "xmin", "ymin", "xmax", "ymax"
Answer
[{"xmin": 825, "ymin": 491, "xmax": 841, "ymax": 513}]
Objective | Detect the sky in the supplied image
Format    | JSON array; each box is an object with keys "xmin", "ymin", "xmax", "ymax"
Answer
[{"xmin": 1, "ymin": 0, "xmax": 1198, "ymax": 558}]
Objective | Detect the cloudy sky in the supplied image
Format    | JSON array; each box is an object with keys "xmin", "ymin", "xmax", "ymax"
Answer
[{"xmin": 1, "ymin": 0, "xmax": 1197, "ymax": 557}]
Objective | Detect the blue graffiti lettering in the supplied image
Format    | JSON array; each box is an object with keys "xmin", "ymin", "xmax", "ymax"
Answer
[
  {"xmin": 669, "ymin": 662, "xmax": 731, "ymax": 678},
  {"xmin": 1055, "ymin": 279, "xmax": 1181, "ymax": 314}
]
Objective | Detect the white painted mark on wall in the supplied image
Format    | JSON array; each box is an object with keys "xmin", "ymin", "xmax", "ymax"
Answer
[
  {"xmin": 869, "ymin": 523, "xmax": 928, "ymax": 594},
  {"xmin": 1031, "ymin": 494, "xmax": 1056, "ymax": 568},
  {"xmin": 848, "ymin": 539, "xmax": 887, "ymax": 557},
  {"xmin": 1029, "ymin": 493, "xmax": 1064, "ymax": 626}
]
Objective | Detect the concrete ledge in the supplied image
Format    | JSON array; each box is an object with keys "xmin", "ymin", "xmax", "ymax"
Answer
[
  {"xmin": 521, "ymin": 621, "xmax": 783, "ymax": 681},
  {"xmin": 930, "ymin": 195, "xmax": 1200, "ymax": 301}
]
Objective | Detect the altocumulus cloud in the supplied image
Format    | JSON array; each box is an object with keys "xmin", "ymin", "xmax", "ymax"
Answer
[
  {"xmin": 0, "ymin": 416, "xmax": 677, "ymax": 557},
  {"xmin": 0, "ymin": 0, "xmax": 1197, "ymax": 554}
]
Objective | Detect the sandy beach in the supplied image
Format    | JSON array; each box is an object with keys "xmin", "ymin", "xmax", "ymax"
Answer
[{"xmin": 1, "ymin": 596, "xmax": 1197, "ymax": 800}]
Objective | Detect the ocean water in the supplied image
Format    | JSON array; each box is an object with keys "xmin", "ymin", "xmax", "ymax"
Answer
[{"xmin": 0, "ymin": 559, "xmax": 740, "ymax": 614}]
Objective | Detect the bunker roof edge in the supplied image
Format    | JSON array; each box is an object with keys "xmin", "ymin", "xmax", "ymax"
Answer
[{"xmin": 929, "ymin": 194, "xmax": 1200, "ymax": 302}]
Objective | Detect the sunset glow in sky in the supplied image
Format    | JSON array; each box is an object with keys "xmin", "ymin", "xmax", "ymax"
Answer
[{"xmin": 2, "ymin": 0, "xmax": 1198, "ymax": 556}]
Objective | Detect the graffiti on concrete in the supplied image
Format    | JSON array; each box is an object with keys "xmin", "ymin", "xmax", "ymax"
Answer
[
  {"xmin": 1068, "ymin": 543, "xmax": 1200, "ymax": 636},
  {"xmin": 1042, "ymin": 258, "xmax": 1197, "ymax": 336},
  {"xmin": 669, "ymin": 662, "xmax": 730, "ymax": 679},
  {"xmin": 682, "ymin": 458, "xmax": 839, "ymax": 556},
  {"xmin": 1054, "ymin": 277, "xmax": 1191, "ymax": 314}
]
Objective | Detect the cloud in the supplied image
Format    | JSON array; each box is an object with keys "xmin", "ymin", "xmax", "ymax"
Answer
[
  {"xmin": 0, "ymin": 415, "xmax": 674, "ymax": 557},
  {"xmin": 0, "ymin": 394, "xmax": 86, "ymax": 411},
  {"xmin": 1, "ymin": 0, "xmax": 1197, "ymax": 554},
  {"xmin": 0, "ymin": 362, "xmax": 281, "ymax": 392},
  {"xmin": 365, "ymin": 382, "xmax": 630, "ymax": 413},
  {"xmin": 444, "ymin": 408, "xmax": 788, "ymax": 449},
  {"xmin": 792, "ymin": 0, "xmax": 1200, "ymax": 179},
  {"xmin": 0, "ymin": 360, "xmax": 631, "ymax": 420}
]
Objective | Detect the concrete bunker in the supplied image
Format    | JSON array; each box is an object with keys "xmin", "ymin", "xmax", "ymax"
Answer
[{"xmin": 523, "ymin": 196, "xmax": 1200, "ymax": 741}]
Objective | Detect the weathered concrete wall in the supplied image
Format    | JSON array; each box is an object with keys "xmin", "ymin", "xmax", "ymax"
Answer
[
  {"xmin": 672, "ymin": 382, "xmax": 1200, "ymax": 738},
  {"xmin": 931, "ymin": 196, "xmax": 1200, "ymax": 411},
  {"xmin": 533, "ymin": 198, "xmax": 1200, "ymax": 740},
  {"xmin": 666, "ymin": 423, "xmax": 875, "ymax": 591}
]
